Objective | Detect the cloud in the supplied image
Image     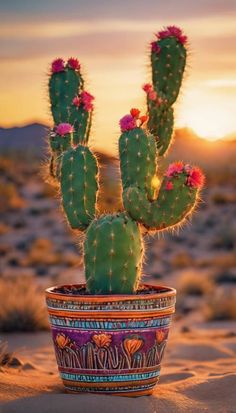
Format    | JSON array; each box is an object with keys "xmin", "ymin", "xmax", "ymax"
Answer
[{"xmin": 1, "ymin": 0, "xmax": 236, "ymax": 20}]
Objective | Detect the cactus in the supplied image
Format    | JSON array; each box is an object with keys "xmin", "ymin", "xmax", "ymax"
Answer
[
  {"xmin": 84, "ymin": 213, "xmax": 143, "ymax": 294},
  {"xmin": 46, "ymin": 27, "xmax": 204, "ymax": 295},
  {"xmin": 49, "ymin": 58, "xmax": 94, "ymax": 146},
  {"xmin": 143, "ymin": 26, "xmax": 187, "ymax": 155}
]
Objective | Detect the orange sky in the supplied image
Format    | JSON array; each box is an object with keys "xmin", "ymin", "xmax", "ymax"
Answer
[{"xmin": 1, "ymin": 1, "xmax": 236, "ymax": 154}]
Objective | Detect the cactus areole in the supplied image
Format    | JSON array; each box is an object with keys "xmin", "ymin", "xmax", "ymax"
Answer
[{"xmin": 45, "ymin": 27, "xmax": 204, "ymax": 396}]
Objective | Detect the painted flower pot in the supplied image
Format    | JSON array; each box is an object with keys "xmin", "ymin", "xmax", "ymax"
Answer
[{"xmin": 45, "ymin": 283, "xmax": 176, "ymax": 397}]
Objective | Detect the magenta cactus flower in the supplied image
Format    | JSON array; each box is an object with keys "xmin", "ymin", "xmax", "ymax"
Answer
[
  {"xmin": 119, "ymin": 114, "xmax": 137, "ymax": 132},
  {"xmin": 156, "ymin": 26, "xmax": 187, "ymax": 45},
  {"xmin": 151, "ymin": 41, "xmax": 161, "ymax": 54},
  {"xmin": 186, "ymin": 167, "xmax": 205, "ymax": 189},
  {"xmin": 81, "ymin": 91, "xmax": 94, "ymax": 111},
  {"xmin": 56, "ymin": 123, "xmax": 74, "ymax": 136},
  {"xmin": 51, "ymin": 58, "xmax": 65, "ymax": 73},
  {"xmin": 72, "ymin": 96, "xmax": 81, "ymax": 107},
  {"xmin": 67, "ymin": 57, "xmax": 81, "ymax": 70},
  {"xmin": 166, "ymin": 162, "xmax": 184, "ymax": 177}
]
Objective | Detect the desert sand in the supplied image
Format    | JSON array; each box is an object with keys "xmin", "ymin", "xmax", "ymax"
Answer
[{"xmin": 1, "ymin": 322, "xmax": 236, "ymax": 413}]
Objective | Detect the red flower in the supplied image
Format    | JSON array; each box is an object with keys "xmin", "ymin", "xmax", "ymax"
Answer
[
  {"xmin": 139, "ymin": 115, "xmax": 148, "ymax": 125},
  {"xmin": 130, "ymin": 108, "xmax": 140, "ymax": 118},
  {"xmin": 187, "ymin": 167, "xmax": 205, "ymax": 189},
  {"xmin": 72, "ymin": 96, "xmax": 80, "ymax": 107},
  {"xmin": 165, "ymin": 181, "xmax": 174, "ymax": 191},
  {"xmin": 81, "ymin": 90, "xmax": 94, "ymax": 111},
  {"xmin": 142, "ymin": 83, "xmax": 152, "ymax": 93},
  {"xmin": 51, "ymin": 58, "xmax": 65, "ymax": 73}
]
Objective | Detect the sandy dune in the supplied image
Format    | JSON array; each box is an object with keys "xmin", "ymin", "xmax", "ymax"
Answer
[{"xmin": 1, "ymin": 324, "xmax": 236, "ymax": 413}]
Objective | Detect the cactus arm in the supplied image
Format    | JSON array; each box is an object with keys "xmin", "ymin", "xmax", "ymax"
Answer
[
  {"xmin": 119, "ymin": 126, "xmax": 157, "ymax": 200},
  {"xmin": 49, "ymin": 58, "xmax": 94, "ymax": 145},
  {"xmin": 84, "ymin": 213, "xmax": 143, "ymax": 294},
  {"xmin": 123, "ymin": 171, "xmax": 201, "ymax": 231},
  {"xmin": 119, "ymin": 113, "xmax": 204, "ymax": 232},
  {"xmin": 61, "ymin": 145, "xmax": 98, "ymax": 230},
  {"xmin": 49, "ymin": 66, "xmax": 82, "ymax": 125},
  {"xmin": 144, "ymin": 26, "xmax": 187, "ymax": 155}
]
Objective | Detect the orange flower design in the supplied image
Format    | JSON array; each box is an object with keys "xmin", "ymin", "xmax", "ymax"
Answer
[
  {"xmin": 156, "ymin": 329, "xmax": 167, "ymax": 345},
  {"xmin": 92, "ymin": 334, "xmax": 112, "ymax": 348},
  {"xmin": 55, "ymin": 333, "xmax": 72, "ymax": 349},
  {"xmin": 123, "ymin": 336, "xmax": 143, "ymax": 356}
]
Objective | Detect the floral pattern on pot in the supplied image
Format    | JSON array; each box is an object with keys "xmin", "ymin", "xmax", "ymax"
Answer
[{"xmin": 46, "ymin": 283, "xmax": 176, "ymax": 396}]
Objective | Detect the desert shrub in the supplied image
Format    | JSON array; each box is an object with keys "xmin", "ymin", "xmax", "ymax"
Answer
[
  {"xmin": 204, "ymin": 287, "xmax": 236, "ymax": 321},
  {"xmin": 171, "ymin": 251, "xmax": 193, "ymax": 269},
  {"xmin": 0, "ymin": 181, "xmax": 26, "ymax": 213},
  {"xmin": 0, "ymin": 277, "xmax": 49, "ymax": 332},
  {"xmin": 179, "ymin": 270, "xmax": 214, "ymax": 296},
  {"xmin": 211, "ymin": 191, "xmax": 236, "ymax": 205},
  {"xmin": 0, "ymin": 341, "xmax": 10, "ymax": 366}
]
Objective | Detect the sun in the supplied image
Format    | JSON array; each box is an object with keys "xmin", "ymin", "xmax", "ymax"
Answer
[{"xmin": 178, "ymin": 89, "xmax": 236, "ymax": 141}]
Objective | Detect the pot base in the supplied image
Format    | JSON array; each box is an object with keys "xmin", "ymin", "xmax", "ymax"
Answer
[{"xmin": 66, "ymin": 388, "xmax": 154, "ymax": 397}]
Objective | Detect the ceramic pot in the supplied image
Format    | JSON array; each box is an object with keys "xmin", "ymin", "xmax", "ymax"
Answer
[{"xmin": 45, "ymin": 283, "xmax": 176, "ymax": 397}]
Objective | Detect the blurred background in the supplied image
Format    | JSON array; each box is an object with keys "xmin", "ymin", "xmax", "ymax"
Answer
[{"xmin": 0, "ymin": 0, "xmax": 236, "ymax": 337}]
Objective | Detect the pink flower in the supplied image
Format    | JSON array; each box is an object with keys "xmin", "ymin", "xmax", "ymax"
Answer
[
  {"xmin": 156, "ymin": 26, "xmax": 187, "ymax": 45},
  {"xmin": 166, "ymin": 161, "xmax": 184, "ymax": 177},
  {"xmin": 178, "ymin": 35, "xmax": 188, "ymax": 45},
  {"xmin": 72, "ymin": 96, "xmax": 81, "ymax": 107},
  {"xmin": 151, "ymin": 41, "xmax": 161, "ymax": 54},
  {"xmin": 56, "ymin": 123, "xmax": 74, "ymax": 136},
  {"xmin": 148, "ymin": 90, "xmax": 157, "ymax": 101},
  {"xmin": 119, "ymin": 114, "xmax": 137, "ymax": 133},
  {"xmin": 51, "ymin": 58, "xmax": 65, "ymax": 73},
  {"xmin": 166, "ymin": 26, "xmax": 182, "ymax": 37},
  {"xmin": 67, "ymin": 57, "xmax": 81, "ymax": 70},
  {"xmin": 165, "ymin": 181, "xmax": 174, "ymax": 191},
  {"xmin": 142, "ymin": 83, "xmax": 152, "ymax": 93},
  {"xmin": 157, "ymin": 29, "xmax": 171, "ymax": 40},
  {"xmin": 81, "ymin": 91, "xmax": 94, "ymax": 111},
  {"xmin": 186, "ymin": 167, "xmax": 205, "ymax": 189}
]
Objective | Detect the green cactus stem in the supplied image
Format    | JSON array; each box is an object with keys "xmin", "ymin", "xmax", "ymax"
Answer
[
  {"xmin": 84, "ymin": 213, "xmax": 143, "ymax": 294},
  {"xmin": 60, "ymin": 145, "xmax": 98, "ymax": 230},
  {"xmin": 119, "ymin": 109, "xmax": 157, "ymax": 201},
  {"xmin": 119, "ymin": 114, "xmax": 204, "ymax": 231},
  {"xmin": 144, "ymin": 26, "xmax": 187, "ymax": 155},
  {"xmin": 49, "ymin": 123, "xmax": 73, "ymax": 178},
  {"xmin": 49, "ymin": 58, "xmax": 94, "ymax": 145}
]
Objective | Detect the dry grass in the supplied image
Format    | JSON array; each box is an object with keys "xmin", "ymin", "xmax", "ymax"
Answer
[
  {"xmin": 178, "ymin": 270, "xmax": 214, "ymax": 296},
  {"xmin": 204, "ymin": 288, "xmax": 236, "ymax": 321},
  {"xmin": 0, "ymin": 341, "xmax": 10, "ymax": 367},
  {"xmin": 0, "ymin": 277, "xmax": 49, "ymax": 332}
]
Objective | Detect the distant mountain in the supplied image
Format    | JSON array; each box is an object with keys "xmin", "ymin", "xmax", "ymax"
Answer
[
  {"xmin": 0, "ymin": 123, "xmax": 48, "ymax": 155},
  {"xmin": 169, "ymin": 128, "xmax": 236, "ymax": 170},
  {"xmin": 0, "ymin": 124, "xmax": 235, "ymax": 170}
]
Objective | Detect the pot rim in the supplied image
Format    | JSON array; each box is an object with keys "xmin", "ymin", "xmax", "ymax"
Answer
[{"xmin": 45, "ymin": 283, "xmax": 176, "ymax": 303}]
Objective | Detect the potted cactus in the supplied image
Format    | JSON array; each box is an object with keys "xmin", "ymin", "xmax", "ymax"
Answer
[{"xmin": 45, "ymin": 26, "xmax": 204, "ymax": 396}]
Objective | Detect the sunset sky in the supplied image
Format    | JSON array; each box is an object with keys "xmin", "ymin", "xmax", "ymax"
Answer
[{"xmin": 1, "ymin": 0, "xmax": 236, "ymax": 153}]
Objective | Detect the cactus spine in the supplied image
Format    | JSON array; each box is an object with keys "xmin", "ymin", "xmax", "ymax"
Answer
[{"xmin": 46, "ymin": 27, "xmax": 204, "ymax": 295}]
